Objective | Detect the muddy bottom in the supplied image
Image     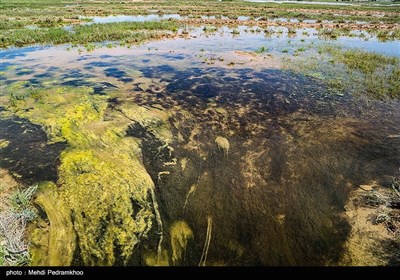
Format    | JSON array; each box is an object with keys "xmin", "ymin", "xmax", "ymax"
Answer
[{"xmin": 1, "ymin": 37, "xmax": 400, "ymax": 266}]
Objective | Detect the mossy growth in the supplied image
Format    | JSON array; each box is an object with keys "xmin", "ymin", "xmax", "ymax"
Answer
[
  {"xmin": 6, "ymin": 85, "xmax": 162, "ymax": 265},
  {"xmin": 170, "ymin": 221, "xmax": 193, "ymax": 265}
]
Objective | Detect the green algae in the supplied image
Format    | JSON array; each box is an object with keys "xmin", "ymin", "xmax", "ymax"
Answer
[
  {"xmin": 30, "ymin": 181, "xmax": 75, "ymax": 266},
  {"xmin": 170, "ymin": 221, "xmax": 193, "ymax": 265},
  {"xmin": 59, "ymin": 147, "xmax": 154, "ymax": 265},
  {"xmin": 215, "ymin": 136, "xmax": 230, "ymax": 157},
  {"xmin": 5, "ymin": 84, "xmax": 169, "ymax": 265}
]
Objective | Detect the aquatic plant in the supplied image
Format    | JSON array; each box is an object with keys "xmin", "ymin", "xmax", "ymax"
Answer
[
  {"xmin": 215, "ymin": 136, "xmax": 230, "ymax": 157},
  {"xmin": 288, "ymin": 46, "xmax": 400, "ymax": 100},
  {"xmin": 335, "ymin": 49, "xmax": 400, "ymax": 99},
  {"xmin": 202, "ymin": 26, "xmax": 217, "ymax": 33},
  {"xmin": 360, "ymin": 190, "xmax": 387, "ymax": 208},
  {"xmin": 170, "ymin": 221, "xmax": 193, "ymax": 265},
  {"xmin": 358, "ymin": 178, "xmax": 400, "ymax": 243},
  {"xmin": 255, "ymin": 46, "xmax": 268, "ymax": 53}
]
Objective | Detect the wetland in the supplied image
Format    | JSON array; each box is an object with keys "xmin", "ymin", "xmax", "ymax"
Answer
[{"xmin": 0, "ymin": 0, "xmax": 400, "ymax": 266}]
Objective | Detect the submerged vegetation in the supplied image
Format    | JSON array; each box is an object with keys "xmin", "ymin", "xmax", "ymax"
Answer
[
  {"xmin": 335, "ymin": 49, "xmax": 400, "ymax": 99},
  {"xmin": 2, "ymin": 43, "xmax": 400, "ymax": 265}
]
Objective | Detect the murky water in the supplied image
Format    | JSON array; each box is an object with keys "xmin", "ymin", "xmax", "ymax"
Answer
[{"xmin": 1, "ymin": 27, "xmax": 400, "ymax": 266}]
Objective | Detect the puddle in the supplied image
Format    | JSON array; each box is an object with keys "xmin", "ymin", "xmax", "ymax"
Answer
[
  {"xmin": 272, "ymin": 18, "xmax": 300, "ymax": 23},
  {"xmin": 1, "ymin": 26, "xmax": 400, "ymax": 266}
]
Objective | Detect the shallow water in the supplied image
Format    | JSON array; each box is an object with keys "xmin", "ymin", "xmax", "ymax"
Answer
[
  {"xmin": 81, "ymin": 14, "xmax": 183, "ymax": 24},
  {"xmin": 1, "ymin": 27, "xmax": 400, "ymax": 266},
  {"xmin": 171, "ymin": 26, "xmax": 400, "ymax": 57}
]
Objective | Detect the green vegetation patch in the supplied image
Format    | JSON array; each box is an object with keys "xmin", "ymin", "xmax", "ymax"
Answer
[
  {"xmin": 285, "ymin": 46, "xmax": 400, "ymax": 100},
  {"xmin": 0, "ymin": 21, "xmax": 179, "ymax": 48},
  {"xmin": 327, "ymin": 48, "xmax": 400, "ymax": 99}
]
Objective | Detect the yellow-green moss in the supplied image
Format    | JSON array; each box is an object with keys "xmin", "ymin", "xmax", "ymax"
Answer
[{"xmin": 170, "ymin": 221, "xmax": 193, "ymax": 265}]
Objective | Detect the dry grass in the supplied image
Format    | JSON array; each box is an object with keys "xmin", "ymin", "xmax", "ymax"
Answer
[{"xmin": 0, "ymin": 185, "xmax": 37, "ymax": 266}]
